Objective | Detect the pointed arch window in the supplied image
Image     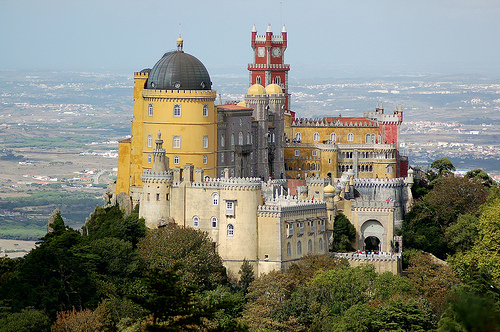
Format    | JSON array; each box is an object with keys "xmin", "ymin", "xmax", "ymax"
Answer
[
  {"xmin": 295, "ymin": 132, "xmax": 302, "ymax": 142},
  {"xmin": 286, "ymin": 242, "xmax": 291, "ymax": 256},
  {"xmin": 297, "ymin": 241, "xmax": 302, "ymax": 255},
  {"xmin": 347, "ymin": 133, "xmax": 354, "ymax": 142},
  {"xmin": 238, "ymin": 132, "xmax": 243, "ymax": 145},
  {"xmin": 330, "ymin": 133, "xmax": 336, "ymax": 142},
  {"xmin": 313, "ymin": 132, "xmax": 320, "ymax": 141}
]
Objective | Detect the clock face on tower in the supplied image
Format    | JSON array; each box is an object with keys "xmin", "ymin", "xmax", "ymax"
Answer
[
  {"xmin": 271, "ymin": 47, "xmax": 281, "ymax": 57},
  {"xmin": 257, "ymin": 47, "xmax": 265, "ymax": 57}
]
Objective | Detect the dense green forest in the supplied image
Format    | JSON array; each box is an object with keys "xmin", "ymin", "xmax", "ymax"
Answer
[{"xmin": 0, "ymin": 159, "xmax": 499, "ymax": 331}]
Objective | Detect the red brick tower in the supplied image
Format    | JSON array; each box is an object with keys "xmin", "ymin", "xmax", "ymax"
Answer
[{"xmin": 248, "ymin": 24, "xmax": 290, "ymax": 111}]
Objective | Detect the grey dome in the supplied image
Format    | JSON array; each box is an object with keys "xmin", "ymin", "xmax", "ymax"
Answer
[{"xmin": 146, "ymin": 51, "xmax": 211, "ymax": 90}]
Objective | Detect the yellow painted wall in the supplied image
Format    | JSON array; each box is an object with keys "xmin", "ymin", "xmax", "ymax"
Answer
[{"xmin": 116, "ymin": 140, "xmax": 131, "ymax": 195}]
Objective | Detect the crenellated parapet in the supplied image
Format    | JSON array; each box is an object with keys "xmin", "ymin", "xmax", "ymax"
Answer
[
  {"xmin": 141, "ymin": 170, "xmax": 173, "ymax": 183},
  {"xmin": 191, "ymin": 177, "xmax": 262, "ymax": 190},
  {"xmin": 134, "ymin": 71, "xmax": 150, "ymax": 78},
  {"xmin": 351, "ymin": 203, "xmax": 395, "ymax": 211},
  {"xmin": 258, "ymin": 199, "xmax": 326, "ymax": 217},
  {"xmin": 352, "ymin": 177, "xmax": 406, "ymax": 188},
  {"xmin": 307, "ymin": 177, "xmax": 331, "ymax": 186},
  {"xmin": 142, "ymin": 89, "xmax": 217, "ymax": 102},
  {"xmin": 292, "ymin": 118, "xmax": 377, "ymax": 128},
  {"xmin": 332, "ymin": 252, "xmax": 401, "ymax": 262}
]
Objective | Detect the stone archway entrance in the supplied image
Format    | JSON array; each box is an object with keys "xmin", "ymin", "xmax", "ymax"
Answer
[
  {"xmin": 361, "ymin": 219, "xmax": 385, "ymax": 252},
  {"xmin": 364, "ymin": 236, "xmax": 380, "ymax": 252}
]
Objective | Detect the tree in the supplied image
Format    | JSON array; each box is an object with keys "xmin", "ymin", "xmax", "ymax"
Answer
[
  {"xmin": 406, "ymin": 253, "xmax": 459, "ymax": 321},
  {"xmin": 238, "ymin": 259, "xmax": 254, "ymax": 294},
  {"xmin": 137, "ymin": 224, "xmax": 227, "ymax": 293},
  {"xmin": 0, "ymin": 308, "xmax": 51, "ymax": 332},
  {"xmin": 371, "ymin": 298, "xmax": 432, "ymax": 332},
  {"xmin": 449, "ymin": 198, "xmax": 500, "ymax": 285},
  {"xmin": 431, "ymin": 158, "xmax": 455, "ymax": 176},
  {"xmin": 443, "ymin": 214, "xmax": 479, "ymax": 254},
  {"xmin": 403, "ymin": 176, "xmax": 489, "ymax": 258},
  {"xmin": 51, "ymin": 308, "xmax": 103, "ymax": 332},
  {"xmin": 465, "ymin": 168, "xmax": 494, "ymax": 187},
  {"xmin": 332, "ymin": 213, "xmax": 356, "ymax": 252}
]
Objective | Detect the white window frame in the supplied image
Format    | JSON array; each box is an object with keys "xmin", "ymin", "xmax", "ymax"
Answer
[
  {"xmin": 347, "ymin": 133, "xmax": 354, "ymax": 142},
  {"xmin": 203, "ymin": 104, "xmax": 208, "ymax": 117},
  {"xmin": 226, "ymin": 200, "xmax": 235, "ymax": 216},
  {"xmin": 295, "ymin": 150, "xmax": 300, "ymax": 157},
  {"xmin": 295, "ymin": 132, "xmax": 302, "ymax": 142},
  {"xmin": 193, "ymin": 216, "xmax": 199, "ymax": 227},
  {"xmin": 211, "ymin": 216, "xmax": 218, "ymax": 228},
  {"xmin": 330, "ymin": 133, "xmax": 336, "ymax": 142},
  {"xmin": 231, "ymin": 134, "xmax": 235, "ymax": 146},
  {"xmin": 312, "ymin": 150, "xmax": 318, "ymax": 157},
  {"xmin": 173, "ymin": 135, "xmax": 181, "ymax": 149},
  {"xmin": 313, "ymin": 132, "xmax": 320, "ymax": 141},
  {"xmin": 173, "ymin": 155, "xmax": 180, "ymax": 164},
  {"xmin": 147, "ymin": 134, "xmax": 153, "ymax": 148},
  {"xmin": 147, "ymin": 154, "xmax": 152, "ymax": 163},
  {"xmin": 221, "ymin": 153, "xmax": 224, "ymax": 163},
  {"xmin": 148, "ymin": 103, "xmax": 153, "ymax": 117},
  {"xmin": 227, "ymin": 224, "xmax": 234, "ymax": 236},
  {"xmin": 247, "ymin": 132, "xmax": 251, "ymax": 144},
  {"xmin": 212, "ymin": 193, "xmax": 219, "ymax": 205},
  {"xmin": 203, "ymin": 155, "xmax": 208, "ymax": 164},
  {"xmin": 297, "ymin": 241, "xmax": 302, "ymax": 255},
  {"xmin": 286, "ymin": 242, "xmax": 291, "ymax": 256},
  {"xmin": 221, "ymin": 134, "xmax": 225, "ymax": 147},
  {"xmin": 203, "ymin": 135, "xmax": 209, "ymax": 149},
  {"xmin": 238, "ymin": 132, "xmax": 243, "ymax": 145},
  {"xmin": 173, "ymin": 104, "xmax": 181, "ymax": 117}
]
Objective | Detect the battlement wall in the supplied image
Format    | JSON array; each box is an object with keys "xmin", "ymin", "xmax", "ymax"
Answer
[
  {"xmin": 141, "ymin": 170, "xmax": 173, "ymax": 183},
  {"xmin": 332, "ymin": 252, "xmax": 402, "ymax": 274},
  {"xmin": 292, "ymin": 118, "xmax": 377, "ymax": 128},
  {"xmin": 191, "ymin": 177, "xmax": 262, "ymax": 190}
]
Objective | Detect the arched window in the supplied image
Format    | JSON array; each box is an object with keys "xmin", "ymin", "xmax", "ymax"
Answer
[
  {"xmin": 231, "ymin": 134, "xmax": 235, "ymax": 146},
  {"xmin": 275, "ymin": 76, "xmax": 281, "ymax": 85},
  {"xmin": 147, "ymin": 134, "xmax": 153, "ymax": 148},
  {"xmin": 366, "ymin": 134, "xmax": 372, "ymax": 143},
  {"xmin": 212, "ymin": 193, "xmax": 219, "ymax": 205},
  {"xmin": 371, "ymin": 134, "xmax": 376, "ymax": 143},
  {"xmin": 313, "ymin": 132, "xmax": 320, "ymax": 141},
  {"xmin": 286, "ymin": 242, "xmax": 291, "ymax": 256},
  {"xmin": 256, "ymin": 76, "xmax": 261, "ymax": 84},
  {"xmin": 330, "ymin": 133, "xmax": 336, "ymax": 142},
  {"xmin": 203, "ymin": 155, "xmax": 208, "ymax": 164},
  {"xmin": 221, "ymin": 134, "xmax": 225, "ymax": 147},
  {"xmin": 297, "ymin": 241, "xmax": 302, "ymax": 255},
  {"xmin": 227, "ymin": 224, "xmax": 234, "ymax": 236},
  {"xmin": 295, "ymin": 132, "xmax": 302, "ymax": 142},
  {"xmin": 147, "ymin": 154, "xmax": 152, "ymax": 163},
  {"xmin": 220, "ymin": 153, "xmax": 224, "ymax": 163},
  {"xmin": 148, "ymin": 103, "xmax": 153, "ymax": 116},
  {"xmin": 247, "ymin": 132, "xmax": 251, "ymax": 144},
  {"xmin": 238, "ymin": 132, "xmax": 243, "ymax": 145},
  {"xmin": 347, "ymin": 133, "xmax": 354, "ymax": 142},
  {"xmin": 211, "ymin": 217, "xmax": 218, "ymax": 228},
  {"xmin": 203, "ymin": 135, "xmax": 208, "ymax": 149},
  {"xmin": 192, "ymin": 216, "xmax": 199, "ymax": 227},
  {"xmin": 173, "ymin": 155, "xmax": 180, "ymax": 164},
  {"xmin": 203, "ymin": 104, "xmax": 208, "ymax": 117},
  {"xmin": 319, "ymin": 238, "xmax": 323, "ymax": 251},
  {"xmin": 308, "ymin": 239, "xmax": 313, "ymax": 253}
]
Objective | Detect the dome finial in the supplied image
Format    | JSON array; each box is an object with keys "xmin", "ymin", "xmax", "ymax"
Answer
[{"xmin": 177, "ymin": 24, "xmax": 183, "ymax": 52}]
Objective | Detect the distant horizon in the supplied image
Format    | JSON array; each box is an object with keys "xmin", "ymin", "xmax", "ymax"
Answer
[{"xmin": 1, "ymin": 0, "xmax": 499, "ymax": 79}]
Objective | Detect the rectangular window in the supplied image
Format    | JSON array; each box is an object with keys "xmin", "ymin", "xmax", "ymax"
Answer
[
  {"xmin": 156, "ymin": 193, "xmax": 160, "ymax": 201},
  {"xmin": 147, "ymin": 135, "xmax": 153, "ymax": 148},
  {"xmin": 148, "ymin": 154, "xmax": 152, "ymax": 163},
  {"xmin": 203, "ymin": 135, "xmax": 208, "ymax": 149},
  {"xmin": 173, "ymin": 155, "xmax": 180, "ymax": 164},
  {"xmin": 221, "ymin": 153, "xmax": 224, "ymax": 163},
  {"xmin": 226, "ymin": 200, "xmax": 234, "ymax": 216},
  {"xmin": 312, "ymin": 150, "xmax": 318, "ymax": 157},
  {"xmin": 148, "ymin": 103, "xmax": 153, "ymax": 116},
  {"xmin": 173, "ymin": 135, "xmax": 181, "ymax": 149},
  {"xmin": 287, "ymin": 223, "xmax": 294, "ymax": 237},
  {"xmin": 295, "ymin": 150, "xmax": 300, "ymax": 156},
  {"xmin": 203, "ymin": 155, "xmax": 208, "ymax": 164},
  {"xmin": 203, "ymin": 104, "xmax": 208, "ymax": 117},
  {"xmin": 173, "ymin": 104, "xmax": 181, "ymax": 117}
]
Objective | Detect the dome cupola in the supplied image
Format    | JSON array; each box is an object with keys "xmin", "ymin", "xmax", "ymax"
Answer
[{"xmin": 146, "ymin": 38, "xmax": 211, "ymax": 91}]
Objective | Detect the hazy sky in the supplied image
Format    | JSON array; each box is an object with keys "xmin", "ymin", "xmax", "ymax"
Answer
[{"xmin": 1, "ymin": 0, "xmax": 499, "ymax": 78}]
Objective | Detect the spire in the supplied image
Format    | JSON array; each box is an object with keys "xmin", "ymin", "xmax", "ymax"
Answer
[
  {"xmin": 282, "ymin": 25, "xmax": 286, "ymax": 33},
  {"xmin": 252, "ymin": 24, "xmax": 257, "ymax": 32},
  {"xmin": 152, "ymin": 131, "xmax": 168, "ymax": 173},
  {"xmin": 176, "ymin": 28, "xmax": 184, "ymax": 52},
  {"xmin": 266, "ymin": 24, "xmax": 272, "ymax": 33}
]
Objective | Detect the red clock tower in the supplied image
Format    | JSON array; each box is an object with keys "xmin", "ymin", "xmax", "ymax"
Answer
[{"xmin": 249, "ymin": 24, "xmax": 291, "ymax": 111}]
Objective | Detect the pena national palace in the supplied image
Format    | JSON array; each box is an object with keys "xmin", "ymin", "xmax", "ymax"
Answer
[{"xmin": 111, "ymin": 25, "xmax": 414, "ymax": 276}]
